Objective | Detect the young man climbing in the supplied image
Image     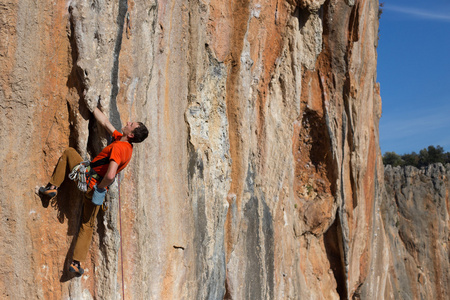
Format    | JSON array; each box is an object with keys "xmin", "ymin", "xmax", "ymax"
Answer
[{"xmin": 39, "ymin": 107, "xmax": 148, "ymax": 275}]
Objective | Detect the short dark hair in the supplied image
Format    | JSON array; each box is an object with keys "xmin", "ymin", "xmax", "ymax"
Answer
[{"xmin": 130, "ymin": 122, "xmax": 149, "ymax": 143}]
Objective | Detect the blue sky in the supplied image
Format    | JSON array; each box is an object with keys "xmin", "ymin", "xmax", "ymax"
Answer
[{"xmin": 377, "ymin": 0, "xmax": 450, "ymax": 154}]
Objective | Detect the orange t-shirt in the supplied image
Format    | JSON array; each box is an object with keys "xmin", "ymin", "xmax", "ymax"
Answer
[{"xmin": 89, "ymin": 130, "xmax": 133, "ymax": 187}]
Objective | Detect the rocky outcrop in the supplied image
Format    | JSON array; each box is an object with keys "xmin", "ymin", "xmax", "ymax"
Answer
[
  {"xmin": 0, "ymin": 0, "xmax": 397, "ymax": 299},
  {"xmin": 383, "ymin": 164, "xmax": 450, "ymax": 300}
]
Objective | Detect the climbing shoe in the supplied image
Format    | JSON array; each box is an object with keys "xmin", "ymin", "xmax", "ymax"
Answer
[
  {"xmin": 69, "ymin": 261, "xmax": 84, "ymax": 276},
  {"xmin": 39, "ymin": 185, "xmax": 58, "ymax": 198}
]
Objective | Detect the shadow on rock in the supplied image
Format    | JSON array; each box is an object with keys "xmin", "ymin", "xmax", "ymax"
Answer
[{"xmin": 38, "ymin": 180, "xmax": 85, "ymax": 281}]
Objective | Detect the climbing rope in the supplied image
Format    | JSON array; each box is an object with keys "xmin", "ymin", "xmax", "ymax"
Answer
[{"xmin": 118, "ymin": 174, "xmax": 126, "ymax": 300}]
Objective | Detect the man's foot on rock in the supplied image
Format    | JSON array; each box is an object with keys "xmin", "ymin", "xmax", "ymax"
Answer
[
  {"xmin": 69, "ymin": 261, "xmax": 84, "ymax": 276},
  {"xmin": 39, "ymin": 184, "xmax": 58, "ymax": 198}
]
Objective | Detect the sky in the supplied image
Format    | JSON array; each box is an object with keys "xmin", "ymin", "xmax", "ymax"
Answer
[{"xmin": 377, "ymin": 0, "xmax": 450, "ymax": 154}]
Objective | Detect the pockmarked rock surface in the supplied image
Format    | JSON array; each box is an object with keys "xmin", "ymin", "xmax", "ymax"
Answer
[
  {"xmin": 383, "ymin": 164, "xmax": 450, "ymax": 300},
  {"xmin": 3, "ymin": 0, "xmax": 442, "ymax": 299}
]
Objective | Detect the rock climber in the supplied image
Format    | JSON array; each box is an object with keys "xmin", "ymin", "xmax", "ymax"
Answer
[{"xmin": 39, "ymin": 107, "xmax": 148, "ymax": 276}]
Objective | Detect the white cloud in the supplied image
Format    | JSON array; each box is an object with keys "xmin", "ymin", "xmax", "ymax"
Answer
[
  {"xmin": 380, "ymin": 105, "xmax": 450, "ymax": 153},
  {"xmin": 382, "ymin": 110, "xmax": 448, "ymax": 137},
  {"xmin": 385, "ymin": 5, "xmax": 450, "ymax": 22}
]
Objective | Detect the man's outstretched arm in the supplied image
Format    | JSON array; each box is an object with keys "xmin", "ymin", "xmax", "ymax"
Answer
[{"xmin": 93, "ymin": 107, "xmax": 116, "ymax": 135}]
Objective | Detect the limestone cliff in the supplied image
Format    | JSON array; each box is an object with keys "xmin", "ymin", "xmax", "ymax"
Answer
[
  {"xmin": 0, "ymin": 0, "xmax": 394, "ymax": 299},
  {"xmin": 383, "ymin": 164, "xmax": 450, "ymax": 300}
]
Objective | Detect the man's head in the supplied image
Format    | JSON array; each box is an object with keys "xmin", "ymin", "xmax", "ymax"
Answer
[{"xmin": 123, "ymin": 122, "xmax": 149, "ymax": 143}]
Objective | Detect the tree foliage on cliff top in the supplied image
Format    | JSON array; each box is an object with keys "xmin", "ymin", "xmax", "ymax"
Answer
[{"xmin": 383, "ymin": 145, "xmax": 450, "ymax": 167}]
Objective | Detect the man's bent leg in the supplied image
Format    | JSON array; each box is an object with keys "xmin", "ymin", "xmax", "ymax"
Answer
[
  {"xmin": 49, "ymin": 147, "xmax": 83, "ymax": 187},
  {"xmin": 73, "ymin": 189, "xmax": 100, "ymax": 262}
]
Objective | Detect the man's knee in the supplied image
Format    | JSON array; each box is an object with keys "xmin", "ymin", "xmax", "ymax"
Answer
[
  {"xmin": 64, "ymin": 147, "xmax": 78, "ymax": 156},
  {"xmin": 62, "ymin": 147, "xmax": 83, "ymax": 166}
]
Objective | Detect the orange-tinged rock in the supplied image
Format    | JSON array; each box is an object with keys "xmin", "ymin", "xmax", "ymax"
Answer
[{"xmin": 5, "ymin": 0, "xmax": 441, "ymax": 299}]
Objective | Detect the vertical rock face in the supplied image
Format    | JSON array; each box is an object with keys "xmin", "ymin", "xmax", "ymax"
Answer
[
  {"xmin": 383, "ymin": 164, "xmax": 450, "ymax": 300},
  {"xmin": 0, "ymin": 0, "xmax": 409, "ymax": 299}
]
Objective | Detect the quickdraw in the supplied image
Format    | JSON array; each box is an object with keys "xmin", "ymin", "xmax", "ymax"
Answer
[{"xmin": 69, "ymin": 161, "xmax": 90, "ymax": 192}]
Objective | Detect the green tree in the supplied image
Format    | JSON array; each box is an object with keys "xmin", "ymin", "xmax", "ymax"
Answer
[
  {"xmin": 418, "ymin": 145, "xmax": 445, "ymax": 167},
  {"xmin": 427, "ymin": 145, "xmax": 445, "ymax": 164},
  {"xmin": 383, "ymin": 146, "xmax": 450, "ymax": 167},
  {"xmin": 445, "ymin": 152, "xmax": 450, "ymax": 164},
  {"xmin": 383, "ymin": 151, "xmax": 402, "ymax": 167},
  {"xmin": 401, "ymin": 152, "xmax": 419, "ymax": 167},
  {"xmin": 418, "ymin": 148, "xmax": 429, "ymax": 167}
]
